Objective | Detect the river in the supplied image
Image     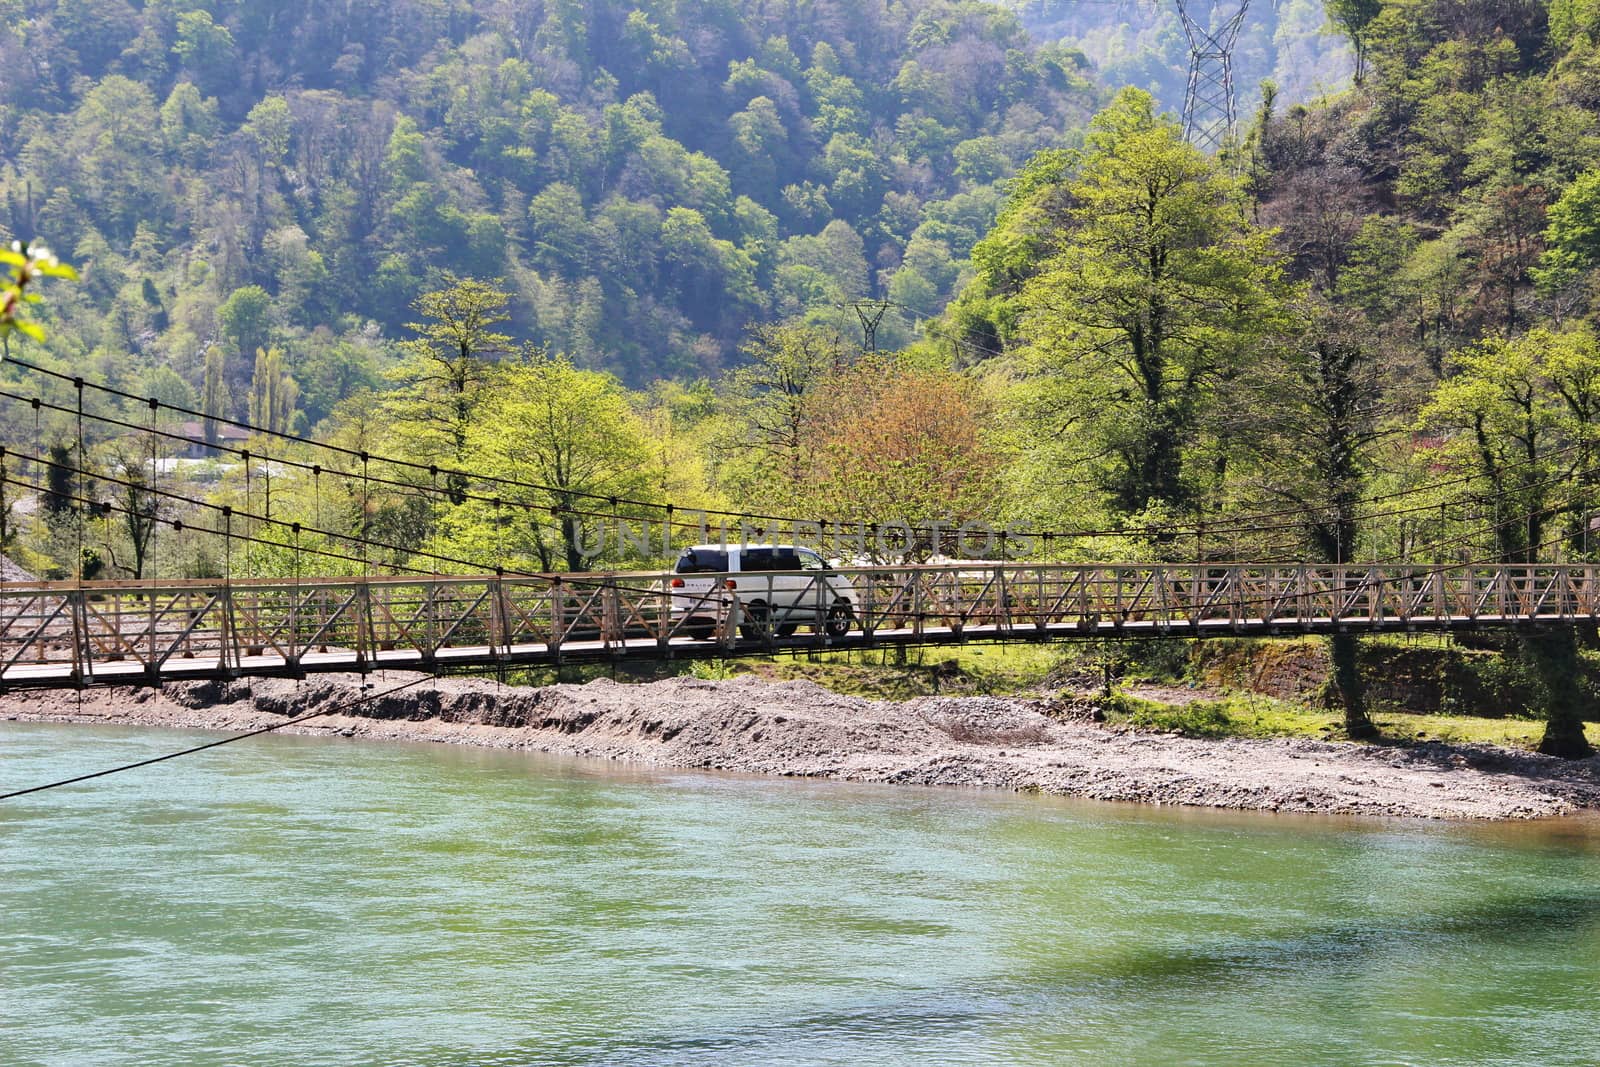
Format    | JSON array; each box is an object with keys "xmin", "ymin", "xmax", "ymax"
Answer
[{"xmin": 3, "ymin": 722, "xmax": 1598, "ymax": 1066}]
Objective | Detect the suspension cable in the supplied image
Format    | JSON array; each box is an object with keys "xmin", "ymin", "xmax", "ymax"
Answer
[{"xmin": 9, "ymin": 356, "xmax": 1592, "ymax": 546}]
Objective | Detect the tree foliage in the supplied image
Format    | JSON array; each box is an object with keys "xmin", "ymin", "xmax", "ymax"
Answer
[
  {"xmin": 0, "ymin": 0, "xmax": 1103, "ymax": 388},
  {"xmin": 1014, "ymin": 89, "xmax": 1295, "ymax": 522}
]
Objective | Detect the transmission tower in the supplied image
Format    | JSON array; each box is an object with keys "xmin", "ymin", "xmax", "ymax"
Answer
[
  {"xmin": 1174, "ymin": 0, "xmax": 1252, "ymax": 155},
  {"xmin": 845, "ymin": 298, "xmax": 891, "ymax": 355}
]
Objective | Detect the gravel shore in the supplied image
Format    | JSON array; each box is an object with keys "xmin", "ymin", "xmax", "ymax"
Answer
[{"xmin": 5, "ymin": 673, "xmax": 1600, "ymax": 820}]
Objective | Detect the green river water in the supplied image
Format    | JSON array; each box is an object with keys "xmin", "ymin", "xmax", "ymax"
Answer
[{"xmin": 2, "ymin": 722, "xmax": 1599, "ymax": 1066}]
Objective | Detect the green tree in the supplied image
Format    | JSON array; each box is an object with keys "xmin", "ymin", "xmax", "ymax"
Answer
[
  {"xmin": 217, "ymin": 285, "xmax": 275, "ymax": 396},
  {"xmin": 1248, "ymin": 309, "xmax": 1386, "ymax": 738},
  {"xmin": 64, "ymin": 75, "xmax": 164, "ymax": 240},
  {"xmin": 1534, "ymin": 169, "xmax": 1600, "ymax": 294},
  {"xmin": 1018, "ymin": 89, "xmax": 1295, "ymax": 525},
  {"xmin": 171, "ymin": 9, "xmax": 236, "ymax": 92},
  {"xmin": 436, "ymin": 351, "xmax": 656, "ymax": 572},
  {"xmin": 158, "ymin": 82, "xmax": 219, "ymax": 166},
  {"xmin": 248, "ymin": 346, "xmax": 300, "ymax": 436},
  {"xmin": 387, "ymin": 275, "xmax": 512, "ymax": 486},
  {"xmin": 527, "ymin": 183, "xmax": 589, "ymax": 275},
  {"xmin": 1419, "ymin": 329, "xmax": 1600, "ymax": 758},
  {"xmin": 1326, "ymin": 0, "xmax": 1383, "ymax": 84},
  {"xmin": 202, "ymin": 344, "xmax": 227, "ymax": 446},
  {"xmin": 100, "ymin": 442, "xmax": 161, "ymax": 581},
  {"xmin": 728, "ymin": 96, "xmax": 787, "ymax": 196},
  {"xmin": 299, "ymin": 333, "xmax": 383, "ymax": 429},
  {"xmin": 718, "ymin": 320, "xmax": 850, "ymax": 509}
]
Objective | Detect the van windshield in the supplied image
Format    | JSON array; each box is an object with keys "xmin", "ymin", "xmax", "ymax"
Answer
[{"xmin": 674, "ymin": 548, "xmax": 729, "ymax": 574}]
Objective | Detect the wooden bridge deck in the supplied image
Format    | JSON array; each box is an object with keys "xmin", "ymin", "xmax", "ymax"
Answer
[{"xmin": 1, "ymin": 563, "xmax": 1595, "ymax": 690}]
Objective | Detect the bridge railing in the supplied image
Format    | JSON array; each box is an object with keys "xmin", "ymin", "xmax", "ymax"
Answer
[{"xmin": 1, "ymin": 564, "xmax": 1598, "ymax": 685}]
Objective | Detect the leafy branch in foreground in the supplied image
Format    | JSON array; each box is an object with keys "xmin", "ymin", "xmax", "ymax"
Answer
[{"xmin": 0, "ymin": 241, "xmax": 78, "ymax": 345}]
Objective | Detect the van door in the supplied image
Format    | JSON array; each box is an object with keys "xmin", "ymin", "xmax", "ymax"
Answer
[
  {"xmin": 671, "ymin": 547, "xmax": 729, "ymax": 628},
  {"xmin": 734, "ymin": 547, "xmax": 802, "ymax": 630}
]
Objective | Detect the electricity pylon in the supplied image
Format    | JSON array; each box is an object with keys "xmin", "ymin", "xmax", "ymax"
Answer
[
  {"xmin": 1175, "ymin": 0, "xmax": 1252, "ymax": 154},
  {"xmin": 845, "ymin": 298, "xmax": 891, "ymax": 355}
]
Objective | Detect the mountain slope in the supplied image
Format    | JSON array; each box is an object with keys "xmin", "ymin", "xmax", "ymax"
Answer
[{"xmin": 0, "ymin": 0, "xmax": 1102, "ymax": 395}]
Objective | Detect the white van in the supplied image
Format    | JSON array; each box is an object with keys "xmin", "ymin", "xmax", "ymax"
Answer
[{"xmin": 670, "ymin": 544, "xmax": 858, "ymax": 640}]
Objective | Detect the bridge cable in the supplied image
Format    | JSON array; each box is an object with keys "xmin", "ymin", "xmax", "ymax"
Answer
[
  {"xmin": 0, "ymin": 466, "xmax": 468, "ymax": 580},
  {"xmin": 0, "ymin": 383, "xmax": 1545, "ymax": 552},
  {"xmin": 243, "ymin": 450, "xmax": 252, "ymax": 580},
  {"xmin": 0, "ymin": 457, "xmax": 718, "ymax": 606},
  {"xmin": 2, "ymin": 447, "xmax": 1596, "ymax": 647},
  {"xmin": 147, "ymin": 395, "xmax": 159, "ymax": 584},
  {"xmin": 8, "ymin": 355, "xmax": 1585, "ymax": 547},
  {"xmin": 9, "ymin": 380, "xmax": 1581, "ymax": 556},
  {"xmin": 17, "ymin": 433, "xmax": 1600, "ymax": 624},
  {"xmin": 3, "ymin": 355, "xmax": 845, "ymax": 529},
  {"xmin": 0, "ymin": 452, "xmax": 520, "ymax": 580},
  {"xmin": 0, "ymin": 673, "xmax": 436, "ymax": 802},
  {"xmin": 15, "ymin": 355, "xmax": 1573, "ymax": 539},
  {"xmin": 73, "ymin": 377, "xmax": 85, "ymax": 580}
]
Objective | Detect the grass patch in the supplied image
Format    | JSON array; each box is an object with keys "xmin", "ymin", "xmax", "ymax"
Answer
[
  {"xmin": 1366, "ymin": 711, "xmax": 1600, "ymax": 748},
  {"xmin": 717, "ymin": 642, "xmax": 1074, "ymax": 701},
  {"xmin": 1106, "ymin": 690, "xmax": 1329, "ymax": 739},
  {"xmin": 1107, "ymin": 689, "xmax": 1600, "ymax": 750},
  {"xmin": 685, "ymin": 659, "xmax": 750, "ymax": 682}
]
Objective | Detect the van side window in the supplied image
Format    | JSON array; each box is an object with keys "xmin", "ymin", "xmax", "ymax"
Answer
[
  {"xmin": 742, "ymin": 548, "xmax": 775, "ymax": 571},
  {"xmin": 798, "ymin": 550, "xmax": 825, "ymax": 571},
  {"xmin": 675, "ymin": 548, "xmax": 729, "ymax": 573}
]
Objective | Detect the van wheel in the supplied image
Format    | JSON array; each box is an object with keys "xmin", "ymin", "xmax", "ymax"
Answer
[
  {"xmin": 740, "ymin": 601, "xmax": 770, "ymax": 640},
  {"xmin": 824, "ymin": 603, "xmax": 854, "ymax": 638},
  {"xmin": 686, "ymin": 623, "xmax": 714, "ymax": 642}
]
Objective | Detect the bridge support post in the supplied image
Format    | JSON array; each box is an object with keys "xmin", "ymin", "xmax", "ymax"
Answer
[
  {"xmin": 423, "ymin": 578, "xmax": 438, "ymax": 663},
  {"xmin": 493, "ymin": 576, "xmax": 513, "ymax": 661},
  {"xmin": 862, "ymin": 572, "xmax": 877, "ymax": 643},
  {"xmin": 548, "ymin": 578, "xmax": 563, "ymax": 663},
  {"xmin": 994, "ymin": 565, "xmax": 1008, "ymax": 634},
  {"xmin": 656, "ymin": 576, "xmax": 672, "ymax": 656},
  {"xmin": 720, "ymin": 597, "xmax": 741, "ymax": 651},
  {"xmin": 218, "ymin": 583, "xmax": 238, "ymax": 677},
  {"xmin": 69, "ymin": 587, "xmax": 91, "ymax": 686},
  {"xmin": 353, "ymin": 581, "xmax": 372, "ymax": 673},
  {"xmin": 602, "ymin": 579, "xmax": 621, "ymax": 651}
]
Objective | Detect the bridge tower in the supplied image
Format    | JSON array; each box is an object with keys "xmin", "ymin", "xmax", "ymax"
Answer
[{"xmin": 1174, "ymin": 0, "xmax": 1253, "ymax": 154}]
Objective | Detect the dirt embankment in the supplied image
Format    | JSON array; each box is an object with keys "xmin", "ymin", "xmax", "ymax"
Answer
[{"xmin": 7, "ymin": 674, "xmax": 1600, "ymax": 821}]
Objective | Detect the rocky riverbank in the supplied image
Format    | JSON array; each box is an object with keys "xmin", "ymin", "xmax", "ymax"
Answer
[{"xmin": 5, "ymin": 673, "xmax": 1599, "ymax": 820}]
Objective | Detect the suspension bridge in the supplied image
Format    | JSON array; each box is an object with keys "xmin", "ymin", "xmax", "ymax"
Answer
[
  {"xmin": 0, "ymin": 350, "xmax": 1594, "ymax": 692},
  {"xmin": 1, "ymin": 562, "xmax": 1597, "ymax": 691}
]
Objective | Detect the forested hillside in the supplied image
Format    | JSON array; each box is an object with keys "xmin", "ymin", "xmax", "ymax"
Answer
[
  {"xmin": 949, "ymin": 0, "xmax": 1600, "ymax": 532},
  {"xmin": 0, "ymin": 0, "xmax": 1101, "ymax": 395},
  {"xmin": 932, "ymin": 0, "xmax": 1600, "ymax": 751}
]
